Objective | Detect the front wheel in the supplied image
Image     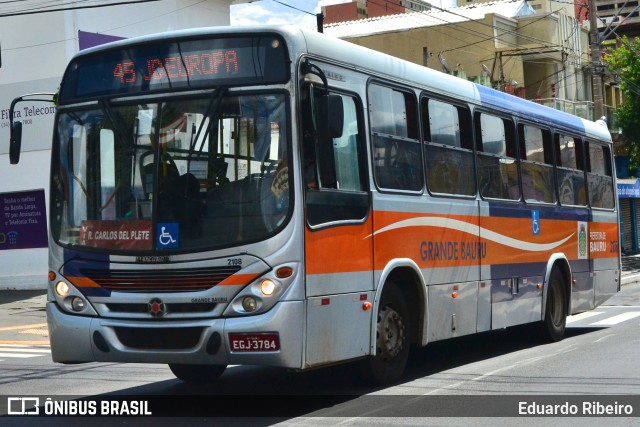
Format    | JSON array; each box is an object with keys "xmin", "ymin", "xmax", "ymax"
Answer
[
  {"xmin": 359, "ymin": 283, "xmax": 410, "ymax": 386},
  {"xmin": 539, "ymin": 269, "xmax": 567, "ymax": 342},
  {"xmin": 169, "ymin": 363, "xmax": 227, "ymax": 383}
]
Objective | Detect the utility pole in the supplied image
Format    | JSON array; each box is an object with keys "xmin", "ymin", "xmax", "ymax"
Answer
[{"xmin": 589, "ymin": 0, "xmax": 604, "ymax": 120}]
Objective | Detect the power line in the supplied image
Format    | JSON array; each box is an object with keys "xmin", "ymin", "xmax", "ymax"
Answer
[
  {"xmin": 440, "ymin": 9, "xmax": 557, "ymax": 55},
  {"xmin": 0, "ymin": 0, "xmax": 161, "ymax": 17},
  {"xmin": 271, "ymin": 0, "xmax": 314, "ymax": 16}
]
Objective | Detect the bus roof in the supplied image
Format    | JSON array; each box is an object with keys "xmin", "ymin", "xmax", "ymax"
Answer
[{"xmin": 71, "ymin": 24, "xmax": 611, "ymax": 143}]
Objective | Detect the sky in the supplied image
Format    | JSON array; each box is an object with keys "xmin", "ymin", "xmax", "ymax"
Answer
[{"xmin": 230, "ymin": 0, "xmax": 349, "ymax": 27}]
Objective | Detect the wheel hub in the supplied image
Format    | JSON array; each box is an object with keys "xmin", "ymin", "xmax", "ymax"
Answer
[{"xmin": 376, "ymin": 305, "xmax": 405, "ymax": 360}]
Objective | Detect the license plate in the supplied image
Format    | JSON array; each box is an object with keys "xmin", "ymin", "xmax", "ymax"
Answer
[{"xmin": 228, "ymin": 333, "xmax": 280, "ymax": 352}]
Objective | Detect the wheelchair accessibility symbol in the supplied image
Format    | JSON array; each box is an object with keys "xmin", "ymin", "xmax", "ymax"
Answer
[
  {"xmin": 532, "ymin": 210, "xmax": 540, "ymax": 235},
  {"xmin": 157, "ymin": 223, "xmax": 179, "ymax": 249}
]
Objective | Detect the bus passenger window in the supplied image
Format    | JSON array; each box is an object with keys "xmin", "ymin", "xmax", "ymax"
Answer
[
  {"xmin": 587, "ymin": 142, "xmax": 615, "ymax": 209},
  {"xmin": 519, "ymin": 124, "xmax": 555, "ymax": 204},
  {"xmin": 369, "ymin": 84, "xmax": 422, "ymax": 192},
  {"xmin": 475, "ymin": 113, "xmax": 519, "ymax": 200},
  {"xmin": 422, "ymin": 98, "xmax": 474, "ymax": 196},
  {"xmin": 555, "ymin": 134, "xmax": 586, "ymax": 207}
]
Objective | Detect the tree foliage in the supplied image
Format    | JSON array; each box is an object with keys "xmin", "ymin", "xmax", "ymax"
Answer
[{"xmin": 603, "ymin": 36, "xmax": 640, "ymax": 167}]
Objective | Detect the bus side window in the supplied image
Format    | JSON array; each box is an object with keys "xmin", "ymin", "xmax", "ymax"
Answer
[
  {"xmin": 519, "ymin": 124, "xmax": 556, "ymax": 204},
  {"xmin": 475, "ymin": 112, "xmax": 519, "ymax": 200},
  {"xmin": 369, "ymin": 83, "xmax": 422, "ymax": 192},
  {"xmin": 422, "ymin": 97, "xmax": 474, "ymax": 196},
  {"xmin": 303, "ymin": 88, "xmax": 369, "ymax": 227},
  {"xmin": 555, "ymin": 133, "xmax": 587, "ymax": 207},
  {"xmin": 586, "ymin": 141, "xmax": 615, "ymax": 209}
]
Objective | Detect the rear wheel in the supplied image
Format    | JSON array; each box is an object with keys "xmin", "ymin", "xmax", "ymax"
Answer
[
  {"xmin": 169, "ymin": 363, "xmax": 227, "ymax": 383},
  {"xmin": 539, "ymin": 268, "xmax": 567, "ymax": 342},
  {"xmin": 359, "ymin": 283, "xmax": 410, "ymax": 386}
]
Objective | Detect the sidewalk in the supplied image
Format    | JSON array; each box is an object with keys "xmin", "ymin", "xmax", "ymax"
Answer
[
  {"xmin": 0, "ymin": 289, "xmax": 48, "ymax": 345},
  {"xmin": 621, "ymin": 254, "xmax": 640, "ymax": 286},
  {"xmin": 1, "ymin": 257, "xmax": 639, "ymax": 346}
]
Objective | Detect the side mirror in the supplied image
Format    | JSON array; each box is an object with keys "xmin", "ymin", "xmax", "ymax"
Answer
[
  {"xmin": 9, "ymin": 121, "xmax": 22, "ymax": 165},
  {"xmin": 314, "ymin": 94, "xmax": 344, "ymax": 189}
]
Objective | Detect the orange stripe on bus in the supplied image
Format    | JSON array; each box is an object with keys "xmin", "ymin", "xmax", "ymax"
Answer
[
  {"xmin": 305, "ymin": 216, "xmax": 373, "ymax": 275},
  {"xmin": 305, "ymin": 210, "xmax": 619, "ymax": 275},
  {"xmin": 217, "ymin": 273, "xmax": 261, "ymax": 286},
  {"xmin": 67, "ymin": 276, "xmax": 101, "ymax": 288}
]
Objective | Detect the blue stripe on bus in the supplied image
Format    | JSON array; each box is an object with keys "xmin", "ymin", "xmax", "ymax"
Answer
[
  {"xmin": 63, "ymin": 248, "xmax": 112, "ymax": 297},
  {"xmin": 487, "ymin": 201, "xmax": 591, "ymax": 222},
  {"xmin": 490, "ymin": 259, "xmax": 590, "ymax": 279},
  {"xmin": 475, "ymin": 84, "xmax": 585, "ymax": 132},
  {"xmin": 80, "ymin": 287, "xmax": 112, "ymax": 297},
  {"xmin": 63, "ymin": 247, "xmax": 110, "ymax": 265}
]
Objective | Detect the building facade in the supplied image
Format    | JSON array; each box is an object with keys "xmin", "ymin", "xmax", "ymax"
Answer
[
  {"xmin": 323, "ymin": 0, "xmax": 589, "ymax": 105},
  {"xmin": 322, "ymin": 0, "xmax": 634, "ymax": 255}
]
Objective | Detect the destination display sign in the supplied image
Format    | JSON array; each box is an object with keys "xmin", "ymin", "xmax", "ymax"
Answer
[
  {"xmin": 80, "ymin": 220, "xmax": 153, "ymax": 250},
  {"xmin": 58, "ymin": 35, "xmax": 289, "ymax": 103}
]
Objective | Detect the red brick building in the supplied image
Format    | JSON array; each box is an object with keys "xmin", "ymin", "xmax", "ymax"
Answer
[{"xmin": 323, "ymin": 0, "xmax": 431, "ymax": 25}]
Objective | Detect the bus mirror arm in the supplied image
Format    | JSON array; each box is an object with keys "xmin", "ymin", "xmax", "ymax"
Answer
[
  {"xmin": 9, "ymin": 121, "xmax": 22, "ymax": 165},
  {"xmin": 8, "ymin": 93, "xmax": 56, "ymax": 165},
  {"xmin": 301, "ymin": 60, "xmax": 328, "ymax": 92},
  {"xmin": 319, "ymin": 94, "xmax": 344, "ymax": 139}
]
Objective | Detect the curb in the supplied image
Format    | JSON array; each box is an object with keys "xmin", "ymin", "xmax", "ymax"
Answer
[{"xmin": 622, "ymin": 273, "xmax": 640, "ymax": 287}]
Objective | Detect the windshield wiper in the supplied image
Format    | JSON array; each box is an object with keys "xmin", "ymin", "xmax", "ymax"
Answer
[
  {"xmin": 187, "ymin": 86, "xmax": 228, "ymax": 167},
  {"xmin": 99, "ymin": 99, "xmax": 134, "ymax": 149}
]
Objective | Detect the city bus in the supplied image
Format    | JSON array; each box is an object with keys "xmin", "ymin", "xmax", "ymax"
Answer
[{"xmin": 8, "ymin": 25, "xmax": 620, "ymax": 385}]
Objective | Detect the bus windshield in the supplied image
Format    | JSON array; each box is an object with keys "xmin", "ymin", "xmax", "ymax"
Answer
[{"xmin": 51, "ymin": 92, "xmax": 290, "ymax": 252}]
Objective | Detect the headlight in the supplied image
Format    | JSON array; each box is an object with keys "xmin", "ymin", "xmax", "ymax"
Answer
[
  {"xmin": 223, "ymin": 264, "xmax": 298, "ymax": 317},
  {"xmin": 242, "ymin": 296, "xmax": 258, "ymax": 312},
  {"xmin": 51, "ymin": 279, "xmax": 97, "ymax": 316},
  {"xmin": 260, "ymin": 279, "xmax": 277, "ymax": 296},
  {"xmin": 55, "ymin": 281, "xmax": 70, "ymax": 297},
  {"xmin": 71, "ymin": 296, "xmax": 86, "ymax": 312}
]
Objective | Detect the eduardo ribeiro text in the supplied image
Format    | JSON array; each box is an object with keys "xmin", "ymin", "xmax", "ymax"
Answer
[{"xmin": 519, "ymin": 401, "xmax": 633, "ymax": 416}]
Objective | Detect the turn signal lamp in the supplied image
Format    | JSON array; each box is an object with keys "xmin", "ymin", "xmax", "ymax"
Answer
[{"xmin": 276, "ymin": 267, "xmax": 293, "ymax": 278}]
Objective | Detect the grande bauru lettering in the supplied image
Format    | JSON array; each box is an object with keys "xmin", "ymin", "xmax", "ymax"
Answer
[{"xmin": 420, "ymin": 240, "xmax": 487, "ymax": 261}]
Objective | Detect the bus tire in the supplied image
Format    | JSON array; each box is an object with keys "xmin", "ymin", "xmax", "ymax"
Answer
[
  {"xmin": 539, "ymin": 268, "xmax": 567, "ymax": 342},
  {"xmin": 169, "ymin": 363, "xmax": 227, "ymax": 383},
  {"xmin": 359, "ymin": 283, "xmax": 410, "ymax": 385}
]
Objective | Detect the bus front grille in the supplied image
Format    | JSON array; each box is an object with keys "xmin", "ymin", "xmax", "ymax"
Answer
[
  {"xmin": 106, "ymin": 302, "xmax": 217, "ymax": 314},
  {"xmin": 80, "ymin": 266, "xmax": 241, "ymax": 293},
  {"xmin": 113, "ymin": 326, "xmax": 203, "ymax": 350}
]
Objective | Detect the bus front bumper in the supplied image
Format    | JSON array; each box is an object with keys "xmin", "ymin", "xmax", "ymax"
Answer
[{"xmin": 46, "ymin": 300, "xmax": 304, "ymax": 369}]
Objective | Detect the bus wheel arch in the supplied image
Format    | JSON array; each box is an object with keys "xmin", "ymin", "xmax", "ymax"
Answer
[
  {"xmin": 375, "ymin": 262, "xmax": 426, "ymax": 347},
  {"xmin": 359, "ymin": 263, "xmax": 426, "ymax": 385},
  {"xmin": 540, "ymin": 257, "xmax": 572, "ymax": 342}
]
